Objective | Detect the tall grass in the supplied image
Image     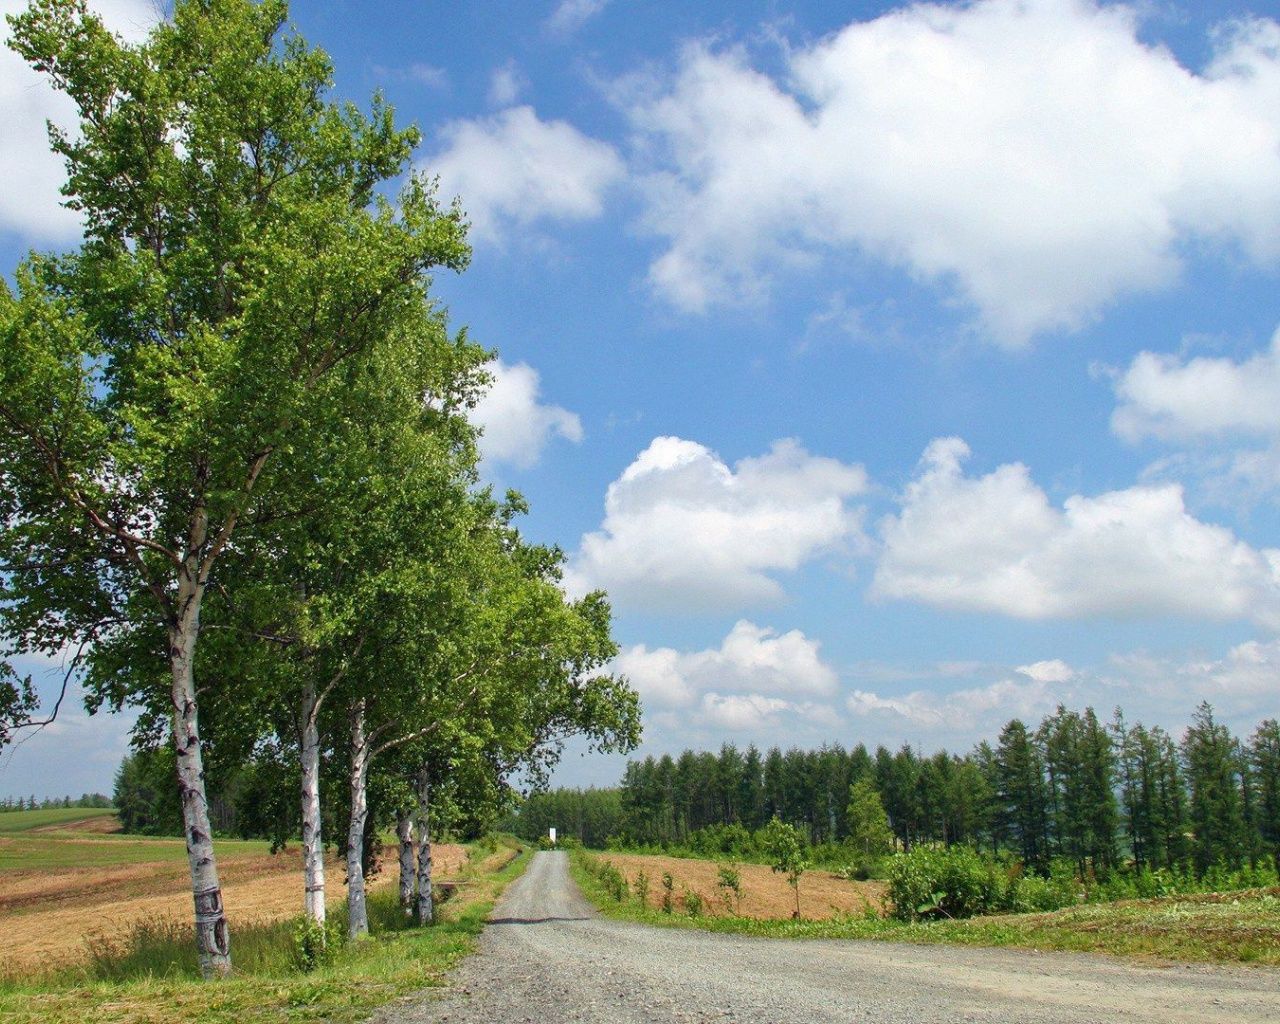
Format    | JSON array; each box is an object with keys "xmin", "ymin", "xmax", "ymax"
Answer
[{"xmin": 54, "ymin": 886, "xmax": 421, "ymax": 986}]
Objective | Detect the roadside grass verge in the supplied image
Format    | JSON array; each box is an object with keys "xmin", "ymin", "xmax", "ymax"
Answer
[
  {"xmin": 0, "ymin": 841, "xmax": 528, "ymax": 1024},
  {"xmin": 572, "ymin": 851, "xmax": 1280, "ymax": 967}
]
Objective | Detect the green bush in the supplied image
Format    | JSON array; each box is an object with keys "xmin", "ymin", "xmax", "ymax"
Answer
[
  {"xmin": 687, "ymin": 823, "xmax": 755, "ymax": 859},
  {"xmin": 683, "ymin": 888, "xmax": 703, "ymax": 917},
  {"xmin": 590, "ymin": 858, "xmax": 629, "ymax": 902},
  {"xmin": 292, "ymin": 914, "xmax": 340, "ymax": 973},
  {"xmin": 887, "ymin": 845, "xmax": 1003, "ymax": 921},
  {"xmin": 834, "ymin": 856, "xmax": 882, "ymax": 882},
  {"xmin": 1005, "ymin": 862, "xmax": 1080, "ymax": 913},
  {"xmin": 716, "ymin": 864, "xmax": 742, "ymax": 912}
]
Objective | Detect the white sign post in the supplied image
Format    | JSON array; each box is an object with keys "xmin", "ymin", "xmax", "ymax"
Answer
[{"xmin": 549, "ymin": 827, "xmax": 557, "ymax": 847}]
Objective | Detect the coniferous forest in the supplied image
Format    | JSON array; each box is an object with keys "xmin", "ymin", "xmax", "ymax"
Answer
[{"xmin": 516, "ymin": 702, "xmax": 1280, "ymax": 877}]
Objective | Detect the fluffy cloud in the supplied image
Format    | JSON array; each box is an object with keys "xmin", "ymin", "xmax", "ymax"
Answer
[
  {"xmin": 627, "ymin": 0, "xmax": 1280, "ymax": 343},
  {"xmin": 470, "ymin": 359, "xmax": 583, "ymax": 468},
  {"xmin": 428, "ymin": 106, "xmax": 623, "ymax": 242},
  {"xmin": 1112, "ymin": 327, "xmax": 1280, "ymax": 442},
  {"xmin": 1, "ymin": 1, "xmax": 159, "ymax": 241},
  {"xmin": 873, "ymin": 437, "xmax": 1280, "ymax": 628},
  {"xmin": 617, "ymin": 620, "xmax": 838, "ymax": 709},
  {"xmin": 568, "ymin": 436, "xmax": 867, "ymax": 610},
  {"xmin": 616, "ymin": 620, "xmax": 839, "ymax": 731}
]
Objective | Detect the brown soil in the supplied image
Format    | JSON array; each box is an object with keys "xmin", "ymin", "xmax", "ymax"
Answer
[
  {"xmin": 0, "ymin": 842, "xmax": 467, "ymax": 974},
  {"xmin": 599, "ymin": 853, "xmax": 887, "ymax": 920}
]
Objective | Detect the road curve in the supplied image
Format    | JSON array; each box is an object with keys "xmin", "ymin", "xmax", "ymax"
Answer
[{"xmin": 380, "ymin": 851, "xmax": 1280, "ymax": 1024}]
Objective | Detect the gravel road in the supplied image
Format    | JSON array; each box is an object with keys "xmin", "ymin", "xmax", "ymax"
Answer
[{"xmin": 379, "ymin": 851, "xmax": 1280, "ymax": 1024}]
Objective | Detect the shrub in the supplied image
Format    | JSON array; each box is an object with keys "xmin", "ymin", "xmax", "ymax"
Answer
[
  {"xmin": 683, "ymin": 888, "xmax": 703, "ymax": 917},
  {"xmin": 292, "ymin": 914, "xmax": 339, "ymax": 973},
  {"xmin": 716, "ymin": 864, "xmax": 742, "ymax": 913},
  {"xmin": 834, "ymin": 856, "xmax": 881, "ymax": 882},
  {"xmin": 591, "ymin": 858, "xmax": 629, "ymax": 902},
  {"xmin": 635, "ymin": 870, "xmax": 650, "ymax": 907},
  {"xmin": 661, "ymin": 871, "xmax": 674, "ymax": 914},
  {"xmin": 687, "ymin": 823, "xmax": 755, "ymax": 859},
  {"xmin": 887, "ymin": 845, "xmax": 1003, "ymax": 921}
]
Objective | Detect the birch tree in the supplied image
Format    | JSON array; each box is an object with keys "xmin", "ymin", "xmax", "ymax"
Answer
[{"xmin": 0, "ymin": 0, "xmax": 467, "ymax": 975}]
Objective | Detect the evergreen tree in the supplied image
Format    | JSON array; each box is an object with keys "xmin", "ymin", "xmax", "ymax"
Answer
[
  {"xmin": 996, "ymin": 719, "xmax": 1051, "ymax": 871},
  {"xmin": 1250, "ymin": 720, "xmax": 1280, "ymax": 870},
  {"xmin": 1182, "ymin": 703, "xmax": 1246, "ymax": 873},
  {"xmin": 845, "ymin": 777, "xmax": 893, "ymax": 855}
]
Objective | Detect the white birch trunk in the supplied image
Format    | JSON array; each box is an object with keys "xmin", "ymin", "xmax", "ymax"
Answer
[
  {"xmin": 396, "ymin": 811, "xmax": 414, "ymax": 915},
  {"xmin": 415, "ymin": 768, "xmax": 434, "ymax": 925},
  {"xmin": 345, "ymin": 699, "xmax": 371, "ymax": 939},
  {"xmin": 169, "ymin": 574, "xmax": 231, "ymax": 978},
  {"xmin": 300, "ymin": 678, "xmax": 326, "ymax": 927}
]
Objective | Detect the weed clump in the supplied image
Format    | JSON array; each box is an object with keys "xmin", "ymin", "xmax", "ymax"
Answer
[{"xmin": 717, "ymin": 864, "xmax": 743, "ymax": 914}]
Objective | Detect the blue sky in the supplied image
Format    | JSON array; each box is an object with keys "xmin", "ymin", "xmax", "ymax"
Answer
[{"xmin": 4, "ymin": 0, "xmax": 1280, "ymax": 798}]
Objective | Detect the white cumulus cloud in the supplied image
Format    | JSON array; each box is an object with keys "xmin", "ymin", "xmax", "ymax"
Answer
[
  {"xmin": 470, "ymin": 359, "xmax": 583, "ymax": 469},
  {"xmin": 1, "ymin": 0, "xmax": 159, "ymax": 242},
  {"xmin": 1112, "ymin": 327, "xmax": 1280, "ymax": 442},
  {"xmin": 568, "ymin": 436, "xmax": 867, "ymax": 610},
  {"xmin": 616, "ymin": 620, "xmax": 838, "ymax": 710},
  {"xmin": 626, "ymin": 0, "xmax": 1280, "ymax": 343},
  {"xmin": 699, "ymin": 693, "xmax": 794, "ymax": 731},
  {"xmin": 616, "ymin": 621, "xmax": 840, "ymax": 732},
  {"xmin": 873, "ymin": 437, "xmax": 1280, "ymax": 629},
  {"xmin": 428, "ymin": 105, "xmax": 624, "ymax": 243}
]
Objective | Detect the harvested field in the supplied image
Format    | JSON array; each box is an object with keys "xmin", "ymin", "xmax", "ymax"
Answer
[
  {"xmin": 31, "ymin": 814, "xmax": 123, "ymax": 835},
  {"xmin": 598, "ymin": 852, "xmax": 886, "ymax": 920},
  {"xmin": 0, "ymin": 825, "xmax": 467, "ymax": 974}
]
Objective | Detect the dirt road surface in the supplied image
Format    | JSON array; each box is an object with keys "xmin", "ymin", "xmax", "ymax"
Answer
[{"xmin": 382, "ymin": 851, "xmax": 1280, "ymax": 1024}]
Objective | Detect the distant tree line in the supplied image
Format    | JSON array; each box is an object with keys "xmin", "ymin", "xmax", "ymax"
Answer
[
  {"xmin": 523, "ymin": 703, "xmax": 1280, "ymax": 876},
  {"xmin": 505, "ymin": 786, "xmax": 623, "ymax": 849},
  {"xmin": 0, "ymin": 792, "xmax": 111, "ymax": 812}
]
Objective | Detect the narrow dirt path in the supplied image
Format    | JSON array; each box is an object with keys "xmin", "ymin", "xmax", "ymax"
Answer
[{"xmin": 381, "ymin": 851, "xmax": 1280, "ymax": 1024}]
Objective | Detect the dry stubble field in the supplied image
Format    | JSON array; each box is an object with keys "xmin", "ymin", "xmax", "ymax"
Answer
[
  {"xmin": 0, "ymin": 810, "xmax": 466, "ymax": 975},
  {"xmin": 599, "ymin": 852, "xmax": 887, "ymax": 919}
]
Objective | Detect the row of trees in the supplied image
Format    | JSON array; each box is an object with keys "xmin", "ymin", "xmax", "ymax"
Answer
[
  {"xmin": 506, "ymin": 785, "xmax": 622, "ymax": 849},
  {"xmin": 0, "ymin": 792, "xmax": 111, "ymax": 811},
  {"xmin": 603, "ymin": 704, "xmax": 1279, "ymax": 876},
  {"xmin": 0, "ymin": 0, "xmax": 638, "ymax": 976}
]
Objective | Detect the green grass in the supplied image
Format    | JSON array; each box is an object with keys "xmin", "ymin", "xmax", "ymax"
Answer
[
  {"xmin": 0, "ymin": 842, "xmax": 530, "ymax": 1024},
  {"xmin": 0, "ymin": 833, "xmax": 274, "ymax": 872},
  {"xmin": 572, "ymin": 851, "xmax": 1280, "ymax": 967},
  {"xmin": 0, "ymin": 807, "xmax": 118, "ymax": 834}
]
